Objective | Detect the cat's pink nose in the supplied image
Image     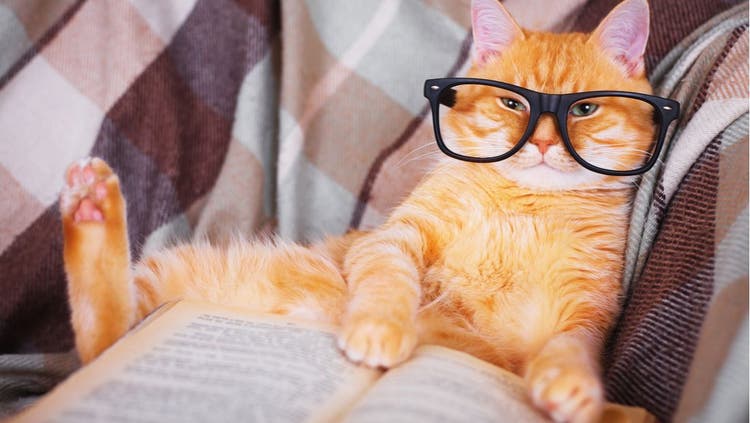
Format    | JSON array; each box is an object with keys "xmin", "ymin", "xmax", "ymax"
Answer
[{"xmin": 530, "ymin": 138, "xmax": 556, "ymax": 154}]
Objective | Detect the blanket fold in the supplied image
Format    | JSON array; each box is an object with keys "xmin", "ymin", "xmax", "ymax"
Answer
[{"xmin": 605, "ymin": 4, "xmax": 748, "ymax": 421}]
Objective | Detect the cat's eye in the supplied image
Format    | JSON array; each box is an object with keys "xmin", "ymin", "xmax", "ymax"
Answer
[
  {"xmin": 499, "ymin": 97, "xmax": 527, "ymax": 112},
  {"xmin": 570, "ymin": 102, "xmax": 599, "ymax": 116}
]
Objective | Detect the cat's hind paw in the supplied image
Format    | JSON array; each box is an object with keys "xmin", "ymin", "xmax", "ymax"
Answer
[
  {"xmin": 526, "ymin": 357, "xmax": 604, "ymax": 423},
  {"xmin": 61, "ymin": 157, "xmax": 120, "ymax": 224},
  {"xmin": 338, "ymin": 314, "xmax": 417, "ymax": 369}
]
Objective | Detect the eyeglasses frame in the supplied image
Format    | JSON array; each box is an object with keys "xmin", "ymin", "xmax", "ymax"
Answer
[{"xmin": 423, "ymin": 77, "xmax": 681, "ymax": 176}]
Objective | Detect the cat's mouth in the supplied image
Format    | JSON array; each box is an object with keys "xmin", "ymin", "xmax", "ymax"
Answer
[
  {"xmin": 531, "ymin": 163, "xmax": 563, "ymax": 173},
  {"xmin": 530, "ymin": 157, "xmax": 564, "ymax": 173},
  {"xmin": 526, "ymin": 152, "xmax": 579, "ymax": 174}
]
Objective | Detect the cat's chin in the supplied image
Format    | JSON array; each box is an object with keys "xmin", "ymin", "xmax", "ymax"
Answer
[{"xmin": 495, "ymin": 163, "xmax": 605, "ymax": 191}]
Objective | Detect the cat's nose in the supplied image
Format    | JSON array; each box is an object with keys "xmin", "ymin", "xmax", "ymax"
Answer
[
  {"xmin": 530, "ymin": 138, "xmax": 556, "ymax": 154},
  {"xmin": 529, "ymin": 115, "xmax": 559, "ymax": 154}
]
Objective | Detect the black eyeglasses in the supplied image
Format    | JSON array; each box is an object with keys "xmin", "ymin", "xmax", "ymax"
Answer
[{"xmin": 423, "ymin": 78, "xmax": 680, "ymax": 176}]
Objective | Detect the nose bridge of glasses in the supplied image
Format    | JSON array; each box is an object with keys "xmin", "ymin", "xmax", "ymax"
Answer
[
  {"xmin": 527, "ymin": 94, "xmax": 564, "ymax": 154},
  {"xmin": 538, "ymin": 93, "xmax": 562, "ymax": 114}
]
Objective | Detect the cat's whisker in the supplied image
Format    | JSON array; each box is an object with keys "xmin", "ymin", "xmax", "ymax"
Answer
[
  {"xmin": 598, "ymin": 141, "xmax": 656, "ymax": 147},
  {"xmin": 582, "ymin": 143, "xmax": 655, "ymax": 153},
  {"xmin": 585, "ymin": 148, "xmax": 656, "ymax": 157},
  {"xmin": 395, "ymin": 150, "xmax": 444, "ymax": 169},
  {"xmin": 584, "ymin": 145, "xmax": 657, "ymax": 154},
  {"xmin": 396, "ymin": 142, "xmax": 441, "ymax": 167},
  {"xmin": 403, "ymin": 141, "xmax": 438, "ymax": 155},
  {"xmin": 400, "ymin": 149, "xmax": 443, "ymax": 163}
]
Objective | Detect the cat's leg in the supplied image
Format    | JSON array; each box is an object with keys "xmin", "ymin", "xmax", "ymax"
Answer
[
  {"xmin": 338, "ymin": 223, "xmax": 426, "ymax": 368},
  {"xmin": 61, "ymin": 158, "xmax": 135, "ymax": 363},
  {"xmin": 525, "ymin": 331, "xmax": 605, "ymax": 423}
]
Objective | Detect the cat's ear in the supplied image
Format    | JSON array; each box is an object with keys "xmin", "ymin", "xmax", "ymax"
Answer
[
  {"xmin": 471, "ymin": 0, "xmax": 524, "ymax": 65},
  {"xmin": 589, "ymin": 0, "xmax": 650, "ymax": 77}
]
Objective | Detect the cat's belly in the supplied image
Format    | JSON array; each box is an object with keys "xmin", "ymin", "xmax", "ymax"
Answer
[
  {"xmin": 419, "ymin": 212, "xmax": 625, "ymax": 370},
  {"xmin": 429, "ymin": 213, "xmax": 592, "ymax": 290}
]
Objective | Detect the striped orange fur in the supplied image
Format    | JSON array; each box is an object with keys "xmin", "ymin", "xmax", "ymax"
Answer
[{"xmin": 62, "ymin": 1, "xmax": 653, "ymax": 422}]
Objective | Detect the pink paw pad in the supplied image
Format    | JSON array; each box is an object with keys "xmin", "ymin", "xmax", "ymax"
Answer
[
  {"xmin": 66, "ymin": 164, "xmax": 95, "ymax": 186},
  {"xmin": 73, "ymin": 199, "xmax": 104, "ymax": 222}
]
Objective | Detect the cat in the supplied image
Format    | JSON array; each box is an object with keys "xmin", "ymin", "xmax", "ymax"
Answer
[{"xmin": 61, "ymin": 0, "xmax": 655, "ymax": 422}]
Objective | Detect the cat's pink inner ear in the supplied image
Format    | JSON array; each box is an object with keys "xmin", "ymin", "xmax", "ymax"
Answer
[
  {"xmin": 590, "ymin": 0, "xmax": 650, "ymax": 76},
  {"xmin": 471, "ymin": 0, "xmax": 524, "ymax": 64}
]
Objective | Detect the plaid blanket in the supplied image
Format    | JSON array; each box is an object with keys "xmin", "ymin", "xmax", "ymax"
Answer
[
  {"xmin": 0, "ymin": 1, "xmax": 746, "ymax": 421},
  {"xmin": 602, "ymin": 4, "xmax": 749, "ymax": 422}
]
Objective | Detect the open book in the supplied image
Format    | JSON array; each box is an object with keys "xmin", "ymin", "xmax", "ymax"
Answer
[{"xmin": 10, "ymin": 301, "xmax": 655, "ymax": 423}]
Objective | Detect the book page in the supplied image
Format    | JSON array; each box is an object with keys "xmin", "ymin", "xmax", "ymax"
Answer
[
  {"xmin": 342, "ymin": 345, "xmax": 654, "ymax": 423},
  {"xmin": 342, "ymin": 345, "xmax": 549, "ymax": 423},
  {"xmin": 11, "ymin": 301, "xmax": 379, "ymax": 423}
]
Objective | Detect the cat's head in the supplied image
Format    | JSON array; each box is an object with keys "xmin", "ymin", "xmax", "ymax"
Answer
[{"xmin": 443, "ymin": 0, "xmax": 655, "ymax": 190}]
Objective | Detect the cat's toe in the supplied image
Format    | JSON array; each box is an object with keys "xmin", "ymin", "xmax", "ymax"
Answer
[
  {"xmin": 527, "ymin": 360, "xmax": 603, "ymax": 423},
  {"xmin": 61, "ymin": 157, "xmax": 118, "ymax": 223},
  {"xmin": 338, "ymin": 314, "xmax": 417, "ymax": 369}
]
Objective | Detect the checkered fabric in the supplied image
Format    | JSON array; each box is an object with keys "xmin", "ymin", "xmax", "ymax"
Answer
[{"xmin": 0, "ymin": 1, "xmax": 746, "ymax": 421}]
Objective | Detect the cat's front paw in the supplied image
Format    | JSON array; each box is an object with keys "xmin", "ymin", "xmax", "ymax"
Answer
[
  {"xmin": 338, "ymin": 313, "xmax": 417, "ymax": 369},
  {"xmin": 60, "ymin": 157, "xmax": 119, "ymax": 223},
  {"xmin": 526, "ymin": 356, "xmax": 603, "ymax": 423}
]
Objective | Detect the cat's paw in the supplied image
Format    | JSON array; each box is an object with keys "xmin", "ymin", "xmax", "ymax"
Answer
[
  {"xmin": 338, "ymin": 314, "xmax": 417, "ymax": 369},
  {"xmin": 526, "ymin": 356, "xmax": 603, "ymax": 423},
  {"xmin": 60, "ymin": 157, "xmax": 119, "ymax": 223}
]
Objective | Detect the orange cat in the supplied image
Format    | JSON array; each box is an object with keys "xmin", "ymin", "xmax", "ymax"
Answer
[{"xmin": 62, "ymin": 1, "xmax": 659, "ymax": 422}]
